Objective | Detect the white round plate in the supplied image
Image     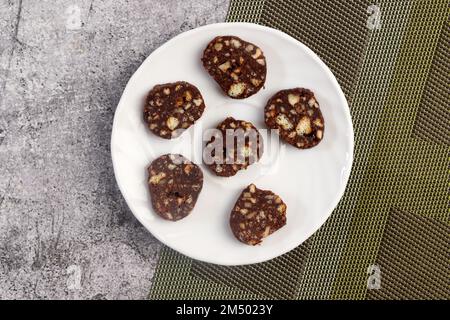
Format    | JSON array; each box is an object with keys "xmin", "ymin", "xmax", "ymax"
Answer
[{"xmin": 111, "ymin": 23, "xmax": 353, "ymax": 265}]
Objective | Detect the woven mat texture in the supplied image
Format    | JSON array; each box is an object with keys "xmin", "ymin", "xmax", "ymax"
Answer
[{"xmin": 149, "ymin": 0, "xmax": 449, "ymax": 300}]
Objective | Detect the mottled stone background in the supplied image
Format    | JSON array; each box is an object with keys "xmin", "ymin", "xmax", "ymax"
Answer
[{"xmin": 0, "ymin": 0, "xmax": 228, "ymax": 299}]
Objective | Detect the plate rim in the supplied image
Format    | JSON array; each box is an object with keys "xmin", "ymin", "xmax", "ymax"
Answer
[{"xmin": 111, "ymin": 22, "xmax": 354, "ymax": 266}]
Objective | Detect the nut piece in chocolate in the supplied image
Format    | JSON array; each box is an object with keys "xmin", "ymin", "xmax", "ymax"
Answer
[
  {"xmin": 202, "ymin": 36, "xmax": 267, "ymax": 99},
  {"xmin": 144, "ymin": 81, "xmax": 206, "ymax": 139},
  {"xmin": 147, "ymin": 154, "xmax": 203, "ymax": 221},
  {"xmin": 264, "ymin": 88, "xmax": 324, "ymax": 149},
  {"xmin": 230, "ymin": 184, "xmax": 287, "ymax": 245},
  {"xmin": 204, "ymin": 117, "xmax": 264, "ymax": 177}
]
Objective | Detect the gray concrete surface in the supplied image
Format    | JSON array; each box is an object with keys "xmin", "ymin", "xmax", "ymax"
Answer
[{"xmin": 0, "ymin": 0, "xmax": 228, "ymax": 299}]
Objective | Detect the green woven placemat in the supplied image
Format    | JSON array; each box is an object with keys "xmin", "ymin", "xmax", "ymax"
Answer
[{"xmin": 149, "ymin": 0, "xmax": 449, "ymax": 300}]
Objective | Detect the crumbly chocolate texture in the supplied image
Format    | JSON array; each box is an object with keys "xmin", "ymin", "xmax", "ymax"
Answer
[
  {"xmin": 147, "ymin": 154, "xmax": 203, "ymax": 221},
  {"xmin": 264, "ymin": 88, "xmax": 325, "ymax": 149},
  {"xmin": 202, "ymin": 36, "xmax": 266, "ymax": 99},
  {"xmin": 230, "ymin": 184, "xmax": 287, "ymax": 245},
  {"xmin": 144, "ymin": 81, "xmax": 205, "ymax": 139},
  {"xmin": 205, "ymin": 117, "xmax": 263, "ymax": 177}
]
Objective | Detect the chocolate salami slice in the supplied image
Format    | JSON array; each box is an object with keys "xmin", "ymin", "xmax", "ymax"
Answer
[
  {"xmin": 204, "ymin": 117, "xmax": 263, "ymax": 177},
  {"xmin": 144, "ymin": 81, "xmax": 205, "ymax": 139},
  {"xmin": 230, "ymin": 184, "xmax": 287, "ymax": 245},
  {"xmin": 264, "ymin": 88, "xmax": 324, "ymax": 149},
  {"xmin": 147, "ymin": 154, "xmax": 203, "ymax": 221},
  {"xmin": 202, "ymin": 36, "xmax": 266, "ymax": 99}
]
